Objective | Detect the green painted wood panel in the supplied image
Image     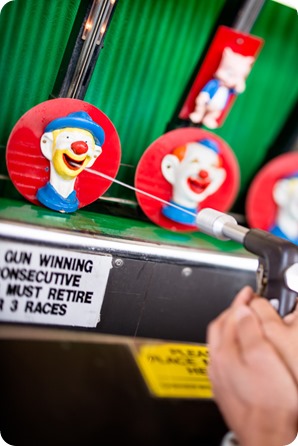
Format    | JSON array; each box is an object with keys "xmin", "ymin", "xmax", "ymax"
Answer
[
  {"xmin": 85, "ymin": 0, "xmax": 298, "ymax": 203},
  {"xmin": 0, "ymin": 197, "xmax": 248, "ymax": 254},
  {"xmin": 0, "ymin": 0, "xmax": 297, "ymax": 219},
  {"xmin": 0, "ymin": 0, "xmax": 84, "ymax": 199},
  {"xmin": 0, "ymin": 0, "xmax": 82, "ymax": 144},
  {"xmin": 214, "ymin": 0, "xmax": 298, "ymax": 198},
  {"xmin": 85, "ymin": 0, "xmax": 226, "ymax": 199}
]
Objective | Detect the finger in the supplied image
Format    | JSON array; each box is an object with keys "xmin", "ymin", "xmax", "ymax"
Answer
[
  {"xmin": 250, "ymin": 297, "xmax": 287, "ymax": 342},
  {"xmin": 250, "ymin": 296, "xmax": 282, "ymax": 324},
  {"xmin": 207, "ymin": 287, "xmax": 255, "ymax": 350},
  {"xmin": 284, "ymin": 299, "xmax": 298, "ymax": 325},
  {"xmin": 249, "ymin": 298, "xmax": 295, "ymax": 363},
  {"xmin": 250, "ymin": 298, "xmax": 286, "ymax": 343},
  {"xmin": 250, "ymin": 296, "xmax": 298, "ymax": 381},
  {"xmin": 231, "ymin": 286, "xmax": 256, "ymax": 308},
  {"xmin": 283, "ymin": 312, "xmax": 298, "ymax": 324},
  {"xmin": 207, "ymin": 307, "xmax": 232, "ymax": 349},
  {"xmin": 252, "ymin": 296, "xmax": 298, "ymax": 326},
  {"xmin": 208, "ymin": 309, "xmax": 240, "ymax": 379},
  {"xmin": 233, "ymin": 305, "xmax": 265, "ymax": 360},
  {"xmin": 207, "ymin": 308, "xmax": 240, "ymax": 372}
]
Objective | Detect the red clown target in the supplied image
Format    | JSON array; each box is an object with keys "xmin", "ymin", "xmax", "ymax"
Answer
[
  {"xmin": 6, "ymin": 98, "xmax": 121, "ymax": 213},
  {"xmin": 246, "ymin": 152, "xmax": 298, "ymax": 231},
  {"xmin": 135, "ymin": 128, "xmax": 240, "ymax": 232}
]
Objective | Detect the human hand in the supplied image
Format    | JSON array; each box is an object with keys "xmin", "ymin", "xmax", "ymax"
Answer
[
  {"xmin": 250, "ymin": 295, "xmax": 298, "ymax": 386},
  {"xmin": 231, "ymin": 284, "xmax": 298, "ymax": 387},
  {"xmin": 207, "ymin": 286, "xmax": 298, "ymax": 446}
]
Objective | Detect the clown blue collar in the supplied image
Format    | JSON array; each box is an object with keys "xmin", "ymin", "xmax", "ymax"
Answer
[
  {"xmin": 162, "ymin": 200, "xmax": 197, "ymax": 226},
  {"xmin": 270, "ymin": 224, "xmax": 298, "ymax": 246},
  {"xmin": 37, "ymin": 182, "xmax": 79, "ymax": 213}
]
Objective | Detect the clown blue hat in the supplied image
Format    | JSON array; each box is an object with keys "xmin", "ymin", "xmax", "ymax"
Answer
[
  {"xmin": 197, "ymin": 138, "xmax": 219, "ymax": 153},
  {"xmin": 284, "ymin": 171, "xmax": 298, "ymax": 179},
  {"xmin": 45, "ymin": 111, "xmax": 105, "ymax": 145}
]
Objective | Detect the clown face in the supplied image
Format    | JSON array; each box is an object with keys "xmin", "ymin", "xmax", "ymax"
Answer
[
  {"xmin": 161, "ymin": 141, "xmax": 226, "ymax": 208},
  {"xmin": 273, "ymin": 177, "xmax": 298, "ymax": 238},
  {"xmin": 40, "ymin": 127, "xmax": 102, "ymax": 180}
]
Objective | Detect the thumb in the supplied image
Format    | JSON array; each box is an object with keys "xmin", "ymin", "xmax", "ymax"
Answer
[{"xmin": 232, "ymin": 286, "xmax": 256, "ymax": 308}]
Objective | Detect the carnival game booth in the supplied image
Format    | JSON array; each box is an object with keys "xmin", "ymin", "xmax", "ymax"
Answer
[{"xmin": 0, "ymin": 1, "xmax": 297, "ymax": 445}]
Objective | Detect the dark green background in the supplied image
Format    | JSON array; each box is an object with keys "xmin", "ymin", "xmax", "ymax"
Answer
[{"xmin": 0, "ymin": 0, "xmax": 297, "ymax": 217}]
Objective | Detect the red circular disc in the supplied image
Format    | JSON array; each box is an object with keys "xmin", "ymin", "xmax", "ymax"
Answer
[
  {"xmin": 135, "ymin": 128, "xmax": 240, "ymax": 232},
  {"xmin": 246, "ymin": 152, "xmax": 298, "ymax": 230},
  {"xmin": 6, "ymin": 98, "xmax": 121, "ymax": 211}
]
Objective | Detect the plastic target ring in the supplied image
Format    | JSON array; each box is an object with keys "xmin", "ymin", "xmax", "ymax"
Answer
[
  {"xmin": 6, "ymin": 98, "xmax": 121, "ymax": 213},
  {"xmin": 135, "ymin": 128, "xmax": 240, "ymax": 232}
]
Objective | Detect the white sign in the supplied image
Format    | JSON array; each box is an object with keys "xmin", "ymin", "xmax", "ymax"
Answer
[
  {"xmin": 0, "ymin": 0, "xmax": 13, "ymax": 14},
  {"xmin": 0, "ymin": 431, "xmax": 13, "ymax": 446},
  {"xmin": 0, "ymin": 241, "xmax": 112, "ymax": 327}
]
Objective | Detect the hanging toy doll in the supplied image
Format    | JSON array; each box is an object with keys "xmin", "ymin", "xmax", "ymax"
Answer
[
  {"xmin": 189, "ymin": 47, "xmax": 255, "ymax": 129},
  {"xmin": 177, "ymin": 25, "xmax": 264, "ymax": 129}
]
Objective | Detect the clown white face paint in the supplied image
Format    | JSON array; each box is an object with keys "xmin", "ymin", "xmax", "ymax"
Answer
[
  {"xmin": 37, "ymin": 111, "xmax": 104, "ymax": 213},
  {"xmin": 272, "ymin": 176, "xmax": 298, "ymax": 242},
  {"xmin": 161, "ymin": 141, "xmax": 226, "ymax": 209},
  {"xmin": 41, "ymin": 128, "xmax": 102, "ymax": 180}
]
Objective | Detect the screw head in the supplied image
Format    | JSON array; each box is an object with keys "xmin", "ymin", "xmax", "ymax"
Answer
[
  {"xmin": 113, "ymin": 258, "xmax": 124, "ymax": 268},
  {"xmin": 182, "ymin": 267, "xmax": 192, "ymax": 277}
]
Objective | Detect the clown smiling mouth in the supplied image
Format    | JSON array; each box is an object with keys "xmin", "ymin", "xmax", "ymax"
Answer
[
  {"xmin": 63, "ymin": 154, "xmax": 85, "ymax": 170},
  {"xmin": 187, "ymin": 176, "xmax": 211, "ymax": 194}
]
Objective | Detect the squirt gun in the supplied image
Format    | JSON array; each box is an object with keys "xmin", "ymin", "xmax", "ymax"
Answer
[{"xmin": 196, "ymin": 208, "xmax": 298, "ymax": 317}]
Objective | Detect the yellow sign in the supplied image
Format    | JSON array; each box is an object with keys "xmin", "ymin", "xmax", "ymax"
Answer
[{"xmin": 134, "ymin": 343, "xmax": 213, "ymax": 399}]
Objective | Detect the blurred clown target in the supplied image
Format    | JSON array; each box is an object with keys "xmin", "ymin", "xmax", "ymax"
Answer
[
  {"xmin": 246, "ymin": 152, "xmax": 298, "ymax": 245},
  {"xmin": 135, "ymin": 128, "xmax": 240, "ymax": 232}
]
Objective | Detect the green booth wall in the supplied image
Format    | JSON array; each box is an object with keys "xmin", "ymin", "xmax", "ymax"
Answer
[{"xmin": 0, "ymin": 0, "xmax": 297, "ymax": 223}]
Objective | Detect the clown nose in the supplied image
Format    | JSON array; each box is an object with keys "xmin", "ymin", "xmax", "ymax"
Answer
[
  {"xmin": 71, "ymin": 140, "xmax": 88, "ymax": 155},
  {"xmin": 199, "ymin": 169, "xmax": 209, "ymax": 179}
]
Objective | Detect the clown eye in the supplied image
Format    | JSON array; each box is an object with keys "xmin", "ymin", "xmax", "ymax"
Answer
[{"xmin": 191, "ymin": 158, "xmax": 199, "ymax": 163}]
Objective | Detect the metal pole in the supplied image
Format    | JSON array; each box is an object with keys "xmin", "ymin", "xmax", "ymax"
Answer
[
  {"xmin": 66, "ymin": 0, "xmax": 117, "ymax": 98},
  {"xmin": 233, "ymin": 0, "xmax": 266, "ymax": 33}
]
